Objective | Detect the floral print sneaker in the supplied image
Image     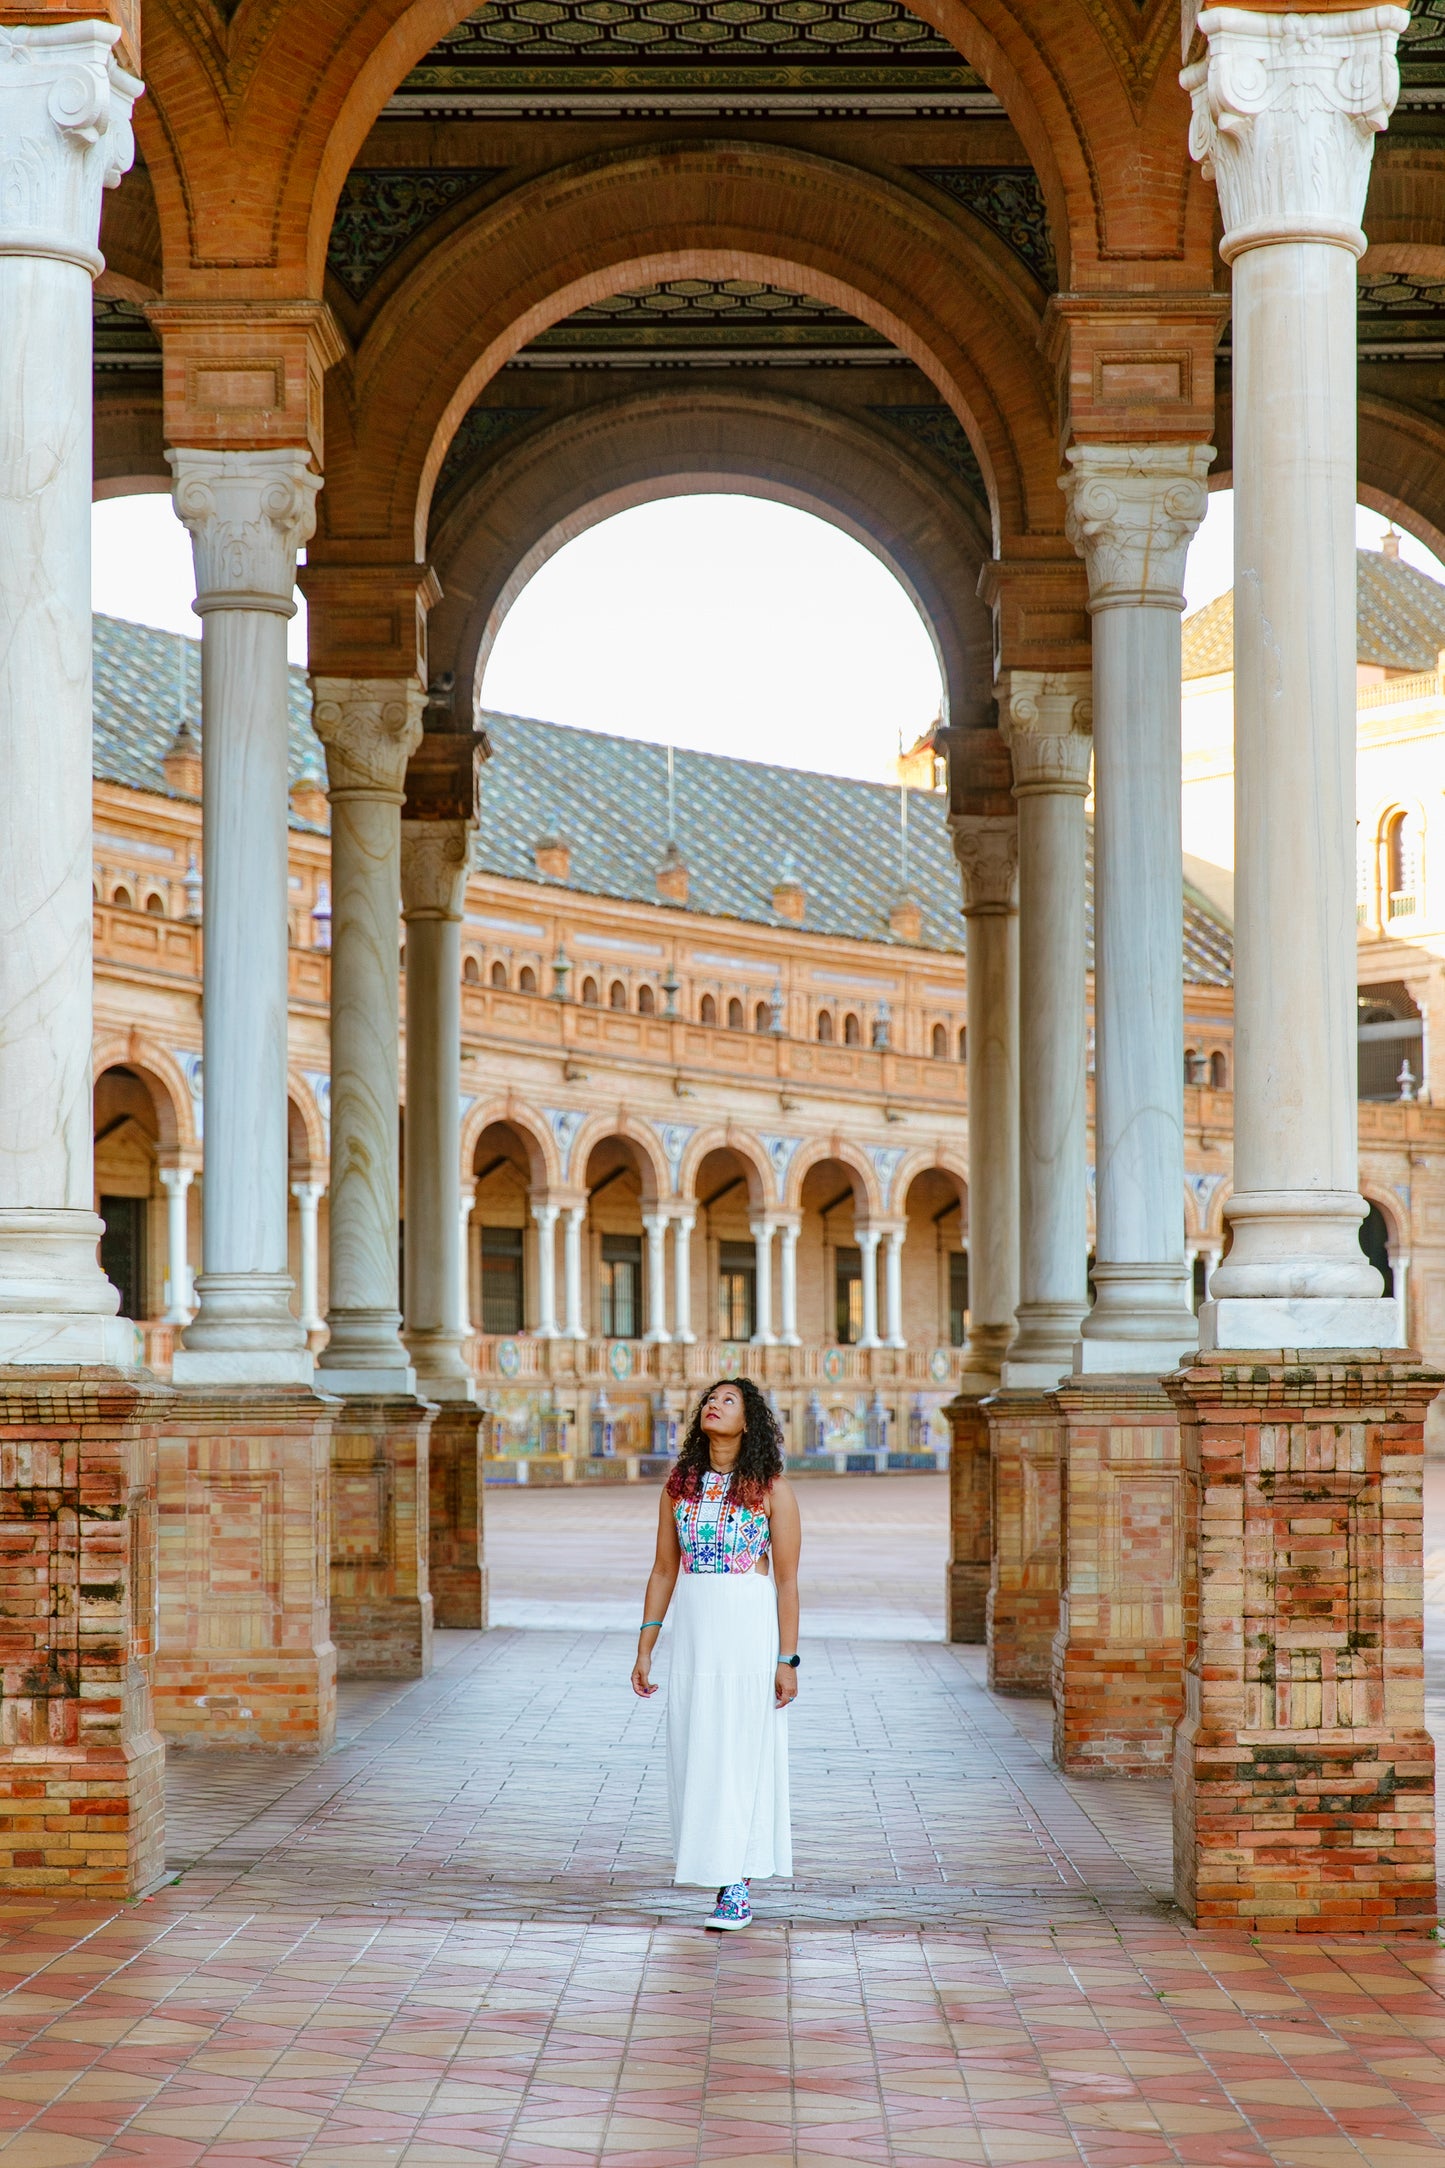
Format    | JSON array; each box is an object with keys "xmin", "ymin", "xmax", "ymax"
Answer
[{"xmin": 707, "ymin": 1880, "xmax": 752, "ymax": 1930}]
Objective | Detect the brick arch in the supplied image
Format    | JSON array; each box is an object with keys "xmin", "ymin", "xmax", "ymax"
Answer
[
  {"xmin": 460, "ymin": 1099, "xmax": 562, "ymax": 1195},
  {"xmin": 1357, "ymin": 396, "xmax": 1445, "ymax": 565},
  {"xmin": 92, "ymin": 1035, "xmax": 196, "ymax": 1157},
  {"xmin": 285, "ymin": 1071, "xmax": 328, "ymax": 1175},
  {"xmin": 897, "ymin": 1149, "xmax": 969, "ymax": 1217},
  {"xmin": 321, "ymin": 142, "xmax": 1060, "ymax": 557},
  {"xmin": 424, "ymin": 386, "xmax": 992, "ymax": 734},
  {"xmin": 783, "ymin": 1137, "xmax": 882, "ymax": 1220},
  {"xmin": 676, "ymin": 1128, "xmax": 777, "ymax": 1214},
  {"xmin": 569, "ymin": 1112, "xmax": 670, "ymax": 1208}
]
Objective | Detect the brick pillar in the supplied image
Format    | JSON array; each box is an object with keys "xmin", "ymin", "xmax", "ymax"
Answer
[
  {"xmin": 1167, "ymin": 1353, "xmax": 1439, "ymax": 1934},
  {"xmin": 944, "ymin": 1393, "xmax": 991, "ymax": 1643},
  {"xmin": 984, "ymin": 1391, "xmax": 1060, "ymax": 1693},
  {"xmin": 429, "ymin": 1401, "xmax": 488, "ymax": 1629},
  {"xmin": 330, "ymin": 1398, "xmax": 435, "ymax": 1676},
  {"xmin": 0, "ymin": 1372, "xmax": 165, "ymax": 1894},
  {"xmin": 155, "ymin": 1390, "xmax": 337, "ymax": 1749},
  {"xmin": 1051, "ymin": 1378, "xmax": 1183, "ymax": 1776}
]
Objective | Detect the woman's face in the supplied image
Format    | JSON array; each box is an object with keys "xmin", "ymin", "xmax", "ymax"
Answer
[{"xmin": 700, "ymin": 1383, "xmax": 746, "ymax": 1441}]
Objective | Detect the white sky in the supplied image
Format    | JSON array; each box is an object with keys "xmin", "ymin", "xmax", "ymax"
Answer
[{"xmin": 92, "ymin": 484, "xmax": 1445, "ymax": 786}]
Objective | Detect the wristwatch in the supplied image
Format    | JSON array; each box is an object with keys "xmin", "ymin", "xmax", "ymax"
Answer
[{"xmin": 777, "ymin": 1654, "xmax": 801, "ymax": 1669}]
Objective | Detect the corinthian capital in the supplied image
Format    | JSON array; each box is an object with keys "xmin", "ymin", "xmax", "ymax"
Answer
[
  {"xmin": 168, "ymin": 449, "xmax": 322, "ymax": 616},
  {"xmin": 313, "ymin": 678, "xmax": 425, "ymax": 801},
  {"xmin": 950, "ymin": 815, "xmax": 1018, "ymax": 916},
  {"xmin": 999, "ymin": 670, "xmax": 1093, "ymax": 796},
  {"xmin": 1062, "ymin": 444, "xmax": 1213, "ymax": 611},
  {"xmin": 0, "ymin": 22, "xmax": 142, "ymax": 274},
  {"xmin": 1183, "ymin": 6, "xmax": 1407, "ymax": 260},
  {"xmin": 401, "ymin": 819, "xmax": 472, "ymax": 920}
]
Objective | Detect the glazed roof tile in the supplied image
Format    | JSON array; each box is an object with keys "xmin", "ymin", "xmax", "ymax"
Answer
[{"xmin": 1184, "ymin": 546, "xmax": 1445, "ymax": 679}]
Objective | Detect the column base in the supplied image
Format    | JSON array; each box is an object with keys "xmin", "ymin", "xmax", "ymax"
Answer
[
  {"xmin": 155, "ymin": 1388, "xmax": 338, "ymax": 1750},
  {"xmin": 0, "ymin": 1313, "xmax": 141, "ymax": 1366},
  {"xmin": 1002, "ymin": 1301, "xmax": 1086, "ymax": 1390},
  {"xmin": 944, "ymin": 1390, "xmax": 991, "ymax": 1644},
  {"xmin": 1077, "ymin": 1265, "xmax": 1197, "ymax": 1374},
  {"xmin": 177, "ymin": 1272, "xmax": 313, "ymax": 1384},
  {"xmin": 1166, "ymin": 1350, "xmax": 1439, "ymax": 1933},
  {"xmin": 317, "ymin": 1363, "xmax": 419, "ymax": 1396},
  {"xmin": 1051, "ymin": 1376, "xmax": 1183, "ymax": 1777},
  {"xmin": 0, "ymin": 1369, "xmax": 168, "ymax": 1893},
  {"xmin": 331, "ymin": 1396, "xmax": 436, "ymax": 1677},
  {"xmin": 1199, "ymin": 1297, "xmax": 1400, "ymax": 1351},
  {"xmin": 318, "ymin": 1310, "xmax": 416, "ymax": 1398},
  {"xmin": 983, "ymin": 1390, "xmax": 1061, "ymax": 1694},
  {"xmin": 429, "ymin": 1401, "xmax": 488, "ymax": 1629}
]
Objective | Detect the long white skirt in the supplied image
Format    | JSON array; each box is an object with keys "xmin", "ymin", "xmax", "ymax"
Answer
[{"xmin": 666, "ymin": 1569, "xmax": 792, "ymax": 1886}]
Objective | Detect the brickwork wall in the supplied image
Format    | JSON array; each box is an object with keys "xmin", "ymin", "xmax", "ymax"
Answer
[
  {"xmin": 1167, "ymin": 1353, "xmax": 1439, "ymax": 1934},
  {"xmin": 984, "ymin": 1392, "xmax": 1060, "ymax": 1694},
  {"xmin": 154, "ymin": 1390, "xmax": 336, "ymax": 1750},
  {"xmin": 0, "ymin": 1371, "xmax": 166, "ymax": 1893},
  {"xmin": 1052, "ymin": 1379, "xmax": 1183, "ymax": 1777},
  {"xmin": 330, "ymin": 1398, "xmax": 434, "ymax": 1677},
  {"xmin": 428, "ymin": 1403, "xmax": 487, "ymax": 1630},
  {"xmin": 945, "ymin": 1393, "xmax": 991, "ymax": 1643}
]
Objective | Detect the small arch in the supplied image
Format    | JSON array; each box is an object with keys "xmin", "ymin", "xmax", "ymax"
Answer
[
  {"xmin": 727, "ymin": 997, "xmax": 745, "ymax": 1031},
  {"xmin": 609, "ymin": 979, "xmax": 628, "ymax": 1009},
  {"xmin": 957, "ymin": 1025, "xmax": 967, "ymax": 1062},
  {"xmin": 1384, "ymin": 807, "xmax": 1422, "ymax": 917},
  {"xmin": 754, "ymin": 1000, "xmax": 770, "ymax": 1034},
  {"xmin": 637, "ymin": 983, "xmax": 656, "ymax": 1015},
  {"xmin": 519, "ymin": 964, "xmax": 537, "ymax": 994},
  {"xmin": 700, "ymin": 992, "xmax": 717, "ymax": 1026},
  {"xmin": 581, "ymin": 975, "xmax": 599, "ymax": 1006},
  {"xmin": 816, "ymin": 1010, "xmax": 834, "ymax": 1044},
  {"xmin": 144, "ymin": 891, "xmax": 166, "ymax": 917},
  {"xmin": 843, "ymin": 1012, "xmax": 861, "ymax": 1047},
  {"xmin": 1209, "ymin": 1049, "xmax": 1229, "ymax": 1090},
  {"xmin": 462, "ymin": 1099, "xmax": 560, "ymax": 1192},
  {"xmin": 463, "ymin": 954, "xmax": 481, "ymax": 985},
  {"xmin": 676, "ymin": 1127, "xmax": 775, "ymax": 1210},
  {"xmin": 112, "ymin": 884, "xmax": 133, "ymax": 910},
  {"xmin": 931, "ymin": 1022, "xmax": 947, "ymax": 1059},
  {"xmin": 490, "ymin": 959, "xmax": 508, "ymax": 989}
]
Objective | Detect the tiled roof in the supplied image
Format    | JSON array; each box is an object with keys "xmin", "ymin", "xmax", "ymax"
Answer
[
  {"xmin": 90, "ymin": 612, "xmax": 1233, "ymax": 986},
  {"xmin": 1184, "ymin": 546, "xmax": 1445, "ymax": 678}
]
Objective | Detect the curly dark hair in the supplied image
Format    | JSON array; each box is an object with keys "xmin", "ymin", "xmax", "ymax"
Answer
[{"xmin": 665, "ymin": 1377, "xmax": 784, "ymax": 1511}]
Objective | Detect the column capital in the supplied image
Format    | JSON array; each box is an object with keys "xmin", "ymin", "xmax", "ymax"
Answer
[
  {"xmin": 401, "ymin": 817, "xmax": 470, "ymax": 920},
  {"xmin": 168, "ymin": 447, "xmax": 320, "ymax": 616},
  {"xmin": 530, "ymin": 1199, "xmax": 560, "ymax": 1227},
  {"xmin": 951, "ymin": 812, "xmax": 1018, "ymax": 917},
  {"xmin": 1183, "ymin": 5, "xmax": 1407, "ymax": 261},
  {"xmin": 313, "ymin": 678, "xmax": 425, "ymax": 802},
  {"xmin": 157, "ymin": 1164, "xmax": 193, "ymax": 1193},
  {"xmin": 0, "ymin": 21, "xmax": 140, "ymax": 275},
  {"xmin": 999, "ymin": 671, "xmax": 1093, "ymax": 795},
  {"xmin": 1062, "ymin": 443, "xmax": 1214, "ymax": 611}
]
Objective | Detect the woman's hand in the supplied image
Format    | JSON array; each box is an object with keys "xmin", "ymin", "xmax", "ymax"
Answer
[
  {"xmin": 774, "ymin": 1663, "xmax": 798, "ymax": 1709},
  {"xmin": 632, "ymin": 1654, "xmax": 658, "ymax": 1698}
]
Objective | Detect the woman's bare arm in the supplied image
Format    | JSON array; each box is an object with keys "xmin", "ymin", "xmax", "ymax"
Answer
[
  {"xmin": 631, "ymin": 1487, "xmax": 682, "ymax": 1698},
  {"xmin": 768, "ymin": 1476, "xmax": 801, "ymax": 1705}
]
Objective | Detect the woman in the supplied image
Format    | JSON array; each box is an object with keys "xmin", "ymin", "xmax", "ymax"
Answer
[{"xmin": 631, "ymin": 1378, "xmax": 800, "ymax": 1930}]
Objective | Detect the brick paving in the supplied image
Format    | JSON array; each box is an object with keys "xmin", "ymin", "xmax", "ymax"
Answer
[{"xmin": 0, "ymin": 1475, "xmax": 1441, "ymax": 2162}]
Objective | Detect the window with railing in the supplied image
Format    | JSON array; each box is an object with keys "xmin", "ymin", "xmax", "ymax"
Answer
[
  {"xmin": 717, "ymin": 1241, "xmax": 756, "ymax": 1340},
  {"xmin": 1358, "ymin": 981, "xmax": 1425, "ymax": 1100},
  {"xmin": 481, "ymin": 1225, "xmax": 524, "ymax": 1335},
  {"xmin": 835, "ymin": 1247, "xmax": 863, "ymax": 1343},
  {"xmin": 600, "ymin": 1234, "xmax": 643, "ymax": 1338},
  {"xmin": 948, "ymin": 1252, "xmax": 969, "ymax": 1347},
  {"xmin": 1384, "ymin": 809, "xmax": 1421, "ymax": 920}
]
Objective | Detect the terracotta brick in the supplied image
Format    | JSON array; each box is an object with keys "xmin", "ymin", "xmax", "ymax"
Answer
[
  {"xmin": 330, "ymin": 1397, "xmax": 434, "ymax": 1677},
  {"xmin": 983, "ymin": 1390, "xmax": 1060, "ymax": 1693},
  {"xmin": 944, "ymin": 1391, "xmax": 990, "ymax": 1643},
  {"xmin": 1166, "ymin": 1352, "xmax": 1440, "ymax": 1934},
  {"xmin": 428, "ymin": 1402, "xmax": 487, "ymax": 1631}
]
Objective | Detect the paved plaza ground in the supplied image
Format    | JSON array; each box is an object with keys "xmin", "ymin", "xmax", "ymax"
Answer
[{"xmin": 1, "ymin": 1476, "xmax": 1445, "ymax": 2164}]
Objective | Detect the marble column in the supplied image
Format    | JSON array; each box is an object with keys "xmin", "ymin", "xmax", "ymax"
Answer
[
  {"xmin": 562, "ymin": 1204, "xmax": 586, "ymax": 1339},
  {"xmin": 999, "ymin": 677, "xmax": 1092, "ymax": 1387},
  {"xmin": 950, "ymin": 817, "xmax": 1019, "ymax": 1381},
  {"xmin": 159, "ymin": 1167, "xmax": 194, "ymax": 1325},
  {"xmin": 777, "ymin": 1218, "xmax": 800, "ymax": 1347},
  {"xmin": 672, "ymin": 1213, "xmax": 695, "ymax": 1343},
  {"xmin": 458, "ymin": 1184, "xmax": 476, "ymax": 1336},
  {"xmin": 1184, "ymin": 3, "xmax": 1403, "ymax": 1348},
  {"xmin": 0, "ymin": 22, "xmax": 141, "ymax": 1364},
  {"xmin": 642, "ymin": 1213, "xmax": 671, "ymax": 1344},
  {"xmin": 169, "ymin": 448, "xmax": 321, "ymax": 1385},
  {"xmin": 856, "ymin": 1226, "xmax": 882, "ymax": 1351},
  {"xmin": 290, "ymin": 1181, "xmax": 324, "ymax": 1334},
  {"xmin": 313, "ymin": 680, "xmax": 424, "ymax": 1394},
  {"xmin": 532, "ymin": 1202, "xmax": 560, "ymax": 1340},
  {"xmin": 401, "ymin": 820, "xmax": 475, "ymax": 1396},
  {"xmin": 750, "ymin": 1220, "xmax": 776, "ymax": 1346},
  {"xmin": 882, "ymin": 1227, "xmax": 907, "ymax": 1349},
  {"xmin": 1063, "ymin": 445, "xmax": 1211, "ymax": 1372}
]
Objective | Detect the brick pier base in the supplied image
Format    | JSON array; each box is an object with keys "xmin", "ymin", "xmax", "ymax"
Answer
[
  {"xmin": 1052, "ymin": 1377, "xmax": 1183, "ymax": 1776},
  {"xmin": 0, "ymin": 1370, "xmax": 168, "ymax": 1894},
  {"xmin": 155, "ymin": 1389, "xmax": 337, "ymax": 1750},
  {"xmin": 429, "ymin": 1401, "xmax": 487, "ymax": 1630},
  {"xmin": 945, "ymin": 1392, "xmax": 991, "ymax": 1643},
  {"xmin": 331, "ymin": 1397, "xmax": 435, "ymax": 1677},
  {"xmin": 1167, "ymin": 1352, "xmax": 1439, "ymax": 1934},
  {"xmin": 984, "ymin": 1391, "xmax": 1061, "ymax": 1694}
]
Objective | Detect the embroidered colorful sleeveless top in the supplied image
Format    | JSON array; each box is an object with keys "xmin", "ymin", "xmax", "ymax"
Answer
[{"xmin": 674, "ymin": 1469, "xmax": 770, "ymax": 1575}]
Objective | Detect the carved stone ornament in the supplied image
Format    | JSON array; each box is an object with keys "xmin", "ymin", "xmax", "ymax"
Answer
[
  {"xmin": 0, "ymin": 23, "xmax": 141, "ymax": 275},
  {"xmin": 1061, "ymin": 444, "xmax": 1214, "ymax": 611},
  {"xmin": 1182, "ymin": 6, "xmax": 1408, "ymax": 260},
  {"xmin": 950, "ymin": 814, "xmax": 1019, "ymax": 916},
  {"xmin": 401, "ymin": 818, "xmax": 472, "ymax": 920},
  {"xmin": 167, "ymin": 449, "xmax": 322, "ymax": 614},
  {"xmin": 998, "ymin": 670, "xmax": 1093, "ymax": 795},
  {"xmin": 313, "ymin": 678, "xmax": 426, "ymax": 801}
]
